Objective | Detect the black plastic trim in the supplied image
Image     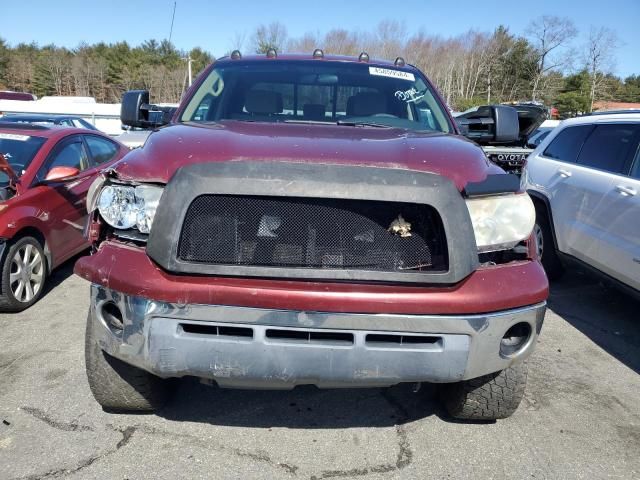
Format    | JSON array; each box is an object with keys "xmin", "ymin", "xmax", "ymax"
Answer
[
  {"xmin": 527, "ymin": 190, "xmax": 559, "ymax": 250},
  {"xmin": 464, "ymin": 174, "xmax": 521, "ymax": 197},
  {"xmin": 147, "ymin": 162, "xmax": 479, "ymax": 284}
]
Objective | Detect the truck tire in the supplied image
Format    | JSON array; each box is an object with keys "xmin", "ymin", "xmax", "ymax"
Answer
[
  {"xmin": 442, "ymin": 362, "xmax": 527, "ymax": 420},
  {"xmin": 534, "ymin": 206, "xmax": 564, "ymax": 280},
  {"xmin": 0, "ymin": 236, "xmax": 47, "ymax": 312},
  {"xmin": 85, "ymin": 312, "xmax": 170, "ymax": 411}
]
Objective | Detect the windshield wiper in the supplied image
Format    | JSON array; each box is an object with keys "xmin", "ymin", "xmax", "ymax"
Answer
[{"xmin": 336, "ymin": 120, "xmax": 392, "ymax": 128}]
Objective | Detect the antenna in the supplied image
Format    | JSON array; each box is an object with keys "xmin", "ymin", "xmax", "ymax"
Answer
[{"xmin": 168, "ymin": 1, "xmax": 177, "ymax": 43}]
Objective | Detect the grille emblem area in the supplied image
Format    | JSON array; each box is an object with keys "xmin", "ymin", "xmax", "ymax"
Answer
[{"xmin": 388, "ymin": 214, "xmax": 412, "ymax": 237}]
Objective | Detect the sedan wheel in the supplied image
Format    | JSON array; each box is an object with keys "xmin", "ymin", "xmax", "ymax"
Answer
[
  {"xmin": 10, "ymin": 244, "xmax": 45, "ymax": 303},
  {"xmin": 0, "ymin": 236, "xmax": 47, "ymax": 312}
]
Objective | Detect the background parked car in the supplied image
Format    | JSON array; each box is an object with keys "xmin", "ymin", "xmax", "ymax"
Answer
[
  {"xmin": 0, "ymin": 122, "xmax": 128, "ymax": 311},
  {"xmin": 0, "ymin": 114, "xmax": 99, "ymax": 130},
  {"xmin": 524, "ymin": 111, "xmax": 640, "ymax": 295},
  {"xmin": 0, "ymin": 91, "xmax": 36, "ymax": 101},
  {"xmin": 116, "ymin": 127, "xmax": 153, "ymax": 149}
]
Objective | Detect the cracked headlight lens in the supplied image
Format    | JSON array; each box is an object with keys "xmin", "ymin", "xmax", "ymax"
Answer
[
  {"xmin": 97, "ymin": 184, "xmax": 164, "ymax": 233},
  {"xmin": 466, "ymin": 194, "xmax": 535, "ymax": 253}
]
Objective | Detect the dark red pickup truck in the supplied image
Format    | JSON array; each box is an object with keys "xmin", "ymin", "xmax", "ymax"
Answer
[{"xmin": 76, "ymin": 52, "xmax": 548, "ymax": 420}]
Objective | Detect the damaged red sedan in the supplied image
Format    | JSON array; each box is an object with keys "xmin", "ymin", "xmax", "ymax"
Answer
[
  {"xmin": 0, "ymin": 123, "xmax": 127, "ymax": 311},
  {"xmin": 76, "ymin": 52, "xmax": 548, "ymax": 420}
]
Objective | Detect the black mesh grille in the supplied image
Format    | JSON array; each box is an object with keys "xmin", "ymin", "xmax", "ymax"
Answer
[{"xmin": 178, "ymin": 195, "xmax": 447, "ymax": 273}]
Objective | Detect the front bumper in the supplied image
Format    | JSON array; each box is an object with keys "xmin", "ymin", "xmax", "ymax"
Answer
[{"xmin": 90, "ymin": 284, "xmax": 546, "ymax": 389}]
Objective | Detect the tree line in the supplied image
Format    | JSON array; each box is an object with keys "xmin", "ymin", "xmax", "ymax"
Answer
[
  {"xmin": 0, "ymin": 15, "xmax": 638, "ymax": 116},
  {"xmin": 0, "ymin": 38, "xmax": 212, "ymax": 104}
]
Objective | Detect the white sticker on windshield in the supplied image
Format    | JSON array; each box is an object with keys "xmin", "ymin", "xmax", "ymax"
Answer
[
  {"xmin": 0, "ymin": 133, "xmax": 30, "ymax": 141},
  {"xmin": 369, "ymin": 67, "xmax": 415, "ymax": 82}
]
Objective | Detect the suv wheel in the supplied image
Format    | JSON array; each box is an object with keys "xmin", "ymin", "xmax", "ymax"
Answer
[
  {"xmin": 0, "ymin": 236, "xmax": 47, "ymax": 312},
  {"xmin": 85, "ymin": 311, "xmax": 170, "ymax": 411},
  {"xmin": 442, "ymin": 362, "xmax": 528, "ymax": 420},
  {"xmin": 534, "ymin": 206, "xmax": 564, "ymax": 280}
]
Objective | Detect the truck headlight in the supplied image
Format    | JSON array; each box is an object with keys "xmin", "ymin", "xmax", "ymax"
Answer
[
  {"xmin": 465, "ymin": 194, "xmax": 535, "ymax": 252},
  {"xmin": 97, "ymin": 184, "xmax": 164, "ymax": 234}
]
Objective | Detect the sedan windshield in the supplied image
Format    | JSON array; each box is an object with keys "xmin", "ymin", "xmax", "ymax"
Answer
[
  {"xmin": 0, "ymin": 133, "xmax": 46, "ymax": 185},
  {"xmin": 180, "ymin": 60, "xmax": 453, "ymax": 133}
]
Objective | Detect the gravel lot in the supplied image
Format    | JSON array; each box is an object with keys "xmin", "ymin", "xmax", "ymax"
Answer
[{"xmin": 1, "ymin": 261, "xmax": 638, "ymax": 480}]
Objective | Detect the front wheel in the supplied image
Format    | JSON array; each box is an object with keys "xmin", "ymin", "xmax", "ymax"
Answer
[
  {"xmin": 85, "ymin": 311, "xmax": 171, "ymax": 411},
  {"xmin": 442, "ymin": 362, "xmax": 528, "ymax": 420},
  {"xmin": 0, "ymin": 236, "xmax": 47, "ymax": 312}
]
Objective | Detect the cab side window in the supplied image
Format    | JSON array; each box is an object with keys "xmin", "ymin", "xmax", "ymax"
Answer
[
  {"xmin": 85, "ymin": 136, "xmax": 120, "ymax": 165},
  {"xmin": 576, "ymin": 124, "xmax": 640, "ymax": 174},
  {"xmin": 543, "ymin": 125, "xmax": 593, "ymax": 163}
]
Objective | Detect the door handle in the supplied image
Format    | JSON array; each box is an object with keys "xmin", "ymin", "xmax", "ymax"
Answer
[
  {"xmin": 558, "ymin": 168, "xmax": 572, "ymax": 178},
  {"xmin": 615, "ymin": 185, "xmax": 637, "ymax": 196}
]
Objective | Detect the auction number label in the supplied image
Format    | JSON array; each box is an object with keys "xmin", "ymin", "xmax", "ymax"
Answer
[{"xmin": 369, "ymin": 67, "xmax": 415, "ymax": 82}]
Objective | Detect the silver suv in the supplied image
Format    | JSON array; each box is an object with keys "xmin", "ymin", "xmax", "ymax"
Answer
[{"xmin": 524, "ymin": 111, "xmax": 640, "ymax": 294}]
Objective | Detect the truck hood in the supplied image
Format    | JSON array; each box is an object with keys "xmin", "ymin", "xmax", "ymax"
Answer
[{"xmin": 112, "ymin": 121, "xmax": 499, "ymax": 191}]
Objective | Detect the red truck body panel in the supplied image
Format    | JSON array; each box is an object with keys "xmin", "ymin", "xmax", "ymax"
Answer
[{"xmin": 75, "ymin": 240, "xmax": 548, "ymax": 315}]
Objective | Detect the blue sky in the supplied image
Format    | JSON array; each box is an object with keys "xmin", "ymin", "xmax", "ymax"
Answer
[{"xmin": 2, "ymin": 0, "xmax": 639, "ymax": 77}]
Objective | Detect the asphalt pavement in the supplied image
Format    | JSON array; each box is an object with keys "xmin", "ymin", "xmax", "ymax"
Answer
[{"xmin": 1, "ymin": 261, "xmax": 638, "ymax": 479}]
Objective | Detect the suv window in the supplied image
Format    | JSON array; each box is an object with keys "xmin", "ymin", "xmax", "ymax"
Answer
[
  {"xmin": 543, "ymin": 125, "xmax": 593, "ymax": 163},
  {"xmin": 576, "ymin": 124, "xmax": 640, "ymax": 174},
  {"xmin": 85, "ymin": 135, "xmax": 119, "ymax": 165},
  {"xmin": 630, "ymin": 147, "xmax": 640, "ymax": 179}
]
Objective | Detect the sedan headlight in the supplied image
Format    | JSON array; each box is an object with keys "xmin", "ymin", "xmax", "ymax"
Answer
[
  {"xmin": 465, "ymin": 194, "xmax": 535, "ymax": 253},
  {"xmin": 97, "ymin": 184, "xmax": 164, "ymax": 234}
]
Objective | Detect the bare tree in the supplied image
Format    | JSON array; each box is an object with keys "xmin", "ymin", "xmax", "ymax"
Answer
[
  {"xmin": 372, "ymin": 20, "xmax": 407, "ymax": 60},
  {"xmin": 250, "ymin": 22, "xmax": 288, "ymax": 54},
  {"xmin": 526, "ymin": 15, "xmax": 577, "ymax": 100},
  {"xmin": 584, "ymin": 26, "xmax": 618, "ymax": 111},
  {"xmin": 228, "ymin": 31, "xmax": 247, "ymax": 54},
  {"xmin": 287, "ymin": 32, "xmax": 320, "ymax": 53},
  {"xmin": 323, "ymin": 29, "xmax": 360, "ymax": 55}
]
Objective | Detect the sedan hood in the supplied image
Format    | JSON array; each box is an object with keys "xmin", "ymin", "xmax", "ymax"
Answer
[{"xmin": 113, "ymin": 121, "xmax": 499, "ymax": 191}]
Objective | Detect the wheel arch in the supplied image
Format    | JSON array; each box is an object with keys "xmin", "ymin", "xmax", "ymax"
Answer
[
  {"xmin": 527, "ymin": 190, "xmax": 559, "ymax": 251},
  {"xmin": 2, "ymin": 227, "xmax": 52, "ymax": 275}
]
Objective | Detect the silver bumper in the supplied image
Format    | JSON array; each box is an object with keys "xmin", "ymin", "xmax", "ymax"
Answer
[{"xmin": 90, "ymin": 285, "xmax": 546, "ymax": 388}]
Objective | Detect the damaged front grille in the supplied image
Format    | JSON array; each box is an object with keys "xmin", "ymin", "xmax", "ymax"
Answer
[{"xmin": 177, "ymin": 195, "xmax": 447, "ymax": 274}]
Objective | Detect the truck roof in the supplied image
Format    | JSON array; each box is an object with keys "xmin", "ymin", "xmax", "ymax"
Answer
[{"xmin": 215, "ymin": 52, "xmax": 413, "ymax": 69}]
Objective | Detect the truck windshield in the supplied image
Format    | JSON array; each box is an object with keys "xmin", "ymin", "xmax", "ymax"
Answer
[
  {"xmin": 0, "ymin": 134, "xmax": 46, "ymax": 185},
  {"xmin": 180, "ymin": 60, "xmax": 453, "ymax": 133}
]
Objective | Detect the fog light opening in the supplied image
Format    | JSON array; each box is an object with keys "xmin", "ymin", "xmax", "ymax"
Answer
[
  {"xmin": 500, "ymin": 322, "xmax": 532, "ymax": 356},
  {"xmin": 101, "ymin": 302, "xmax": 124, "ymax": 333}
]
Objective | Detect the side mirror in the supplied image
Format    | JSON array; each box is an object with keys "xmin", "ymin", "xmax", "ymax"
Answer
[
  {"xmin": 0, "ymin": 153, "xmax": 18, "ymax": 182},
  {"xmin": 456, "ymin": 105, "xmax": 520, "ymax": 145},
  {"xmin": 121, "ymin": 90, "xmax": 175, "ymax": 129},
  {"xmin": 45, "ymin": 166, "xmax": 80, "ymax": 182}
]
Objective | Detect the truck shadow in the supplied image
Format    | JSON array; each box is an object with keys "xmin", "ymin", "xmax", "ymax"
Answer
[
  {"xmin": 157, "ymin": 381, "xmax": 455, "ymax": 428},
  {"xmin": 547, "ymin": 269, "xmax": 640, "ymax": 374},
  {"xmin": 40, "ymin": 252, "xmax": 87, "ymax": 300}
]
